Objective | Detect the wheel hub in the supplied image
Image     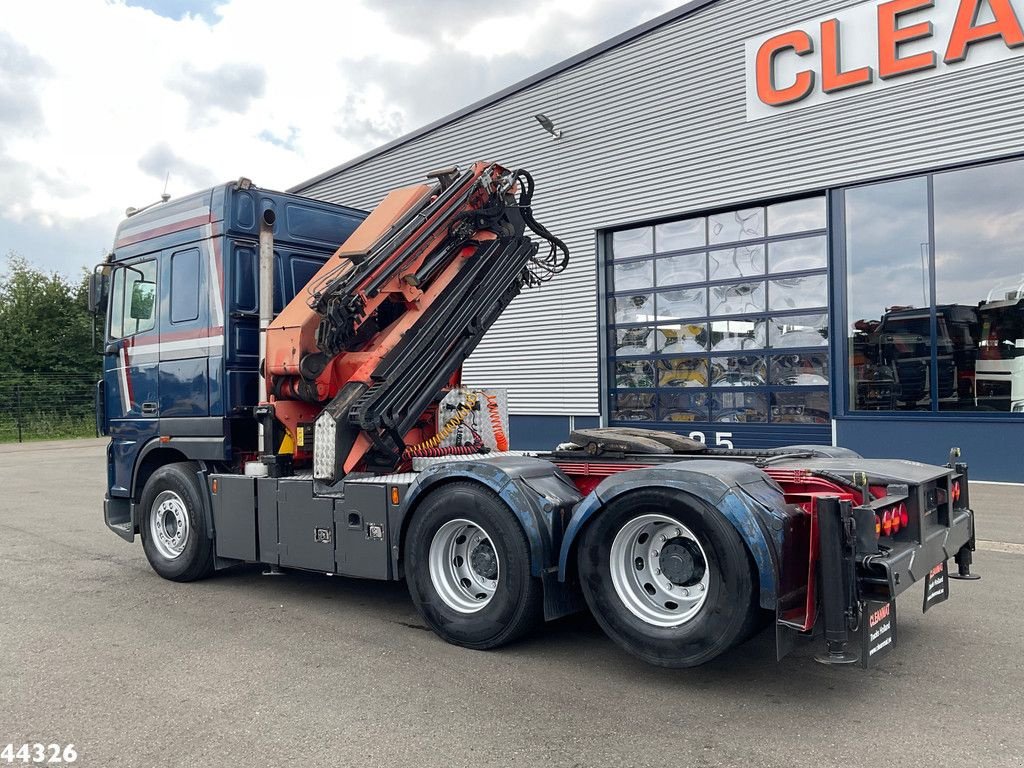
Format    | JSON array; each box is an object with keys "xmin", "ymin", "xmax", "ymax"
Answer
[
  {"xmin": 659, "ymin": 539, "xmax": 706, "ymax": 587},
  {"xmin": 428, "ymin": 519, "xmax": 501, "ymax": 614},
  {"xmin": 149, "ymin": 490, "xmax": 190, "ymax": 560},
  {"xmin": 470, "ymin": 540, "xmax": 498, "ymax": 581}
]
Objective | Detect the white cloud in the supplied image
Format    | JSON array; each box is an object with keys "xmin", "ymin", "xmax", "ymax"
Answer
[{"xmin": 0, "ymin": 0, "xmax": 678, "ymax": 274}]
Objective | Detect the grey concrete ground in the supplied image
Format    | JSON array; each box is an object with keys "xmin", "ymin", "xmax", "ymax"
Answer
[{"xmin": 0, "ymin": 439, "xmax": 1021, "ymax": 768}]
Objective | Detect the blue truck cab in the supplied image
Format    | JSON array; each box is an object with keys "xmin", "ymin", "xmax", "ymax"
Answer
[{"xmin": 95, "ymin": 180, "xmax": 366, "ymax": 536}]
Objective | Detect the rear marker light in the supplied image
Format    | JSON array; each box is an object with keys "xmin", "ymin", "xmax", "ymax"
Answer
[
  {"xmin": 890, "ymin": 508, "xmax": 901, "ymax": 534},
  {"xmin": 899, "ymin": 503, "xmax": 909, "ymax": 529},
  {"xmin": 882, "ymin": 510, "xmax": 893, "ymax": 536},
  {"xmin": 952, "ymin": 481, "xmax": 961, "ymax": 503},
  {"xmin": 875, "ymin": 514, "xmax": 881, "ymax": 536}
]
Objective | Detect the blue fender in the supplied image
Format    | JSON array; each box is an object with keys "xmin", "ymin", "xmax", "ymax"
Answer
[
  {"xmin": 400, "ymin": 455, "xmax": 582, "ymax": 578},
  {"xmin": 557, "ymin": 460, "xmax": 788, "ymax": 610}
]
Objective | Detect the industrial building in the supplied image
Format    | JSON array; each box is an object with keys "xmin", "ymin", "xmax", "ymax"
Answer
[{"xmin": 291, "ymin": 0, "xmax": 1024, "ymax": 481}]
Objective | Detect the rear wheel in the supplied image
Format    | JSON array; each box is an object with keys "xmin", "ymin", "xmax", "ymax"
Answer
[
  {"xmin": 139, "ymin": 462, "xmax": 214, "ymax": 582},
  {"xmin": 405, "ymin": 482, "xmax": 542, "ymax": 649},
  {"xmin": 577, "ymin": 488, "xmax": 758, "ymax": 667}
]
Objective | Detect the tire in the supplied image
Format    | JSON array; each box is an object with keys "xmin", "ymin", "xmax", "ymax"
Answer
[
  {"xmin": 404, "ymin": 482, "xmax": 543, "ymax": 650},
  {"xmin": 577, "ymin": 488, "xmax": 758, "ymax": 668},
  {"xmin": 138, "ymin": 462, "xmax": 215, "ymax": 582}
]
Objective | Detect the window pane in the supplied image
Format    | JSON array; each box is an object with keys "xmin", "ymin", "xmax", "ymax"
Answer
[
  {"xmin": 171, "ymin": 249, "xmax": 200, "ymax": 324},
  {"xmin": 659, "ymin": 391, "xmax": 709, "ymax": 423},
  {"xmin": 771, "ymin": 353, "xmax": 830, "ymax": 385},
  {"xmin": 612, "ymin": 259, "xmax": 654, "ymax": 291},
  {"xmin": 615, "ymin": 360, "xmax": 655, "ymax": 388},
  {"xmin": 659, "ymin": 357, "xmax": 709, "ymax": 388},
  {"xmin": 656, "ymin": 218, "xmax": 705, "ymax": 252},
  {"xmin": 657, "ymin": 252, "xmax": 705, "ymax": 286},
  {"xmin": 656, "ymin": 288, "xmax": 706, "ymax": 320},
  {"xmin": 658, "ymin": 323, "xmax": 708, "ymax": 354},
  {"xmin": 769, "ymin": 236, "xmax": 827, "ymax": 273},
  {"xmin": 771, "ymin": 391, "xmax": 830, "ymax": 424},
  {"xmin": 769, "ymin": 274, "xmax": 827, "ymax": 311},
  {"xmin": 712, "ymin": 392, "xmax": 767, "ymax": 422},
  {"xmin": 846, "ymin": 177, "xmax": 931, "ymax": 411},
  {"xmin": 612, "ymin": 227, "xmax": 653, "ymax": 259},
  {"xmin": 109, "ymin": 268, "xmax": 126, "ymax": 339},
  {"xmin": 768, "ymin": 197, "xmax": 826, "ymax": 235},
  {"xmin": 709, "ymin": 281, "xmax": 765, "ymax": 316},
  {"xmin": 611, "ymin": 293, "xmax": 655, "ymax": 324},
  {"xmin": 611, "ymin": 392, "xmax": 655, "ymax": 422},
  {"xmin": 613, "ymin": 327, "xmax": 657, "ymax": 356},
  {"xmin": 710, "ymin": 356, "xmax": 767, "ymax": 387},
  {"xmin": 934, "ymin": 159, "xmax": 1024, "ymax": 412},
  {"xmin": 710, "ymin": 318, "xmax": 766, "ymax": 351},
  {"xmin": 769, "ymin": 313, "xmax": 828, "ymax": 348},
  {"xmin": 709, "ymin": 207, "xmax": 764, "ymax": 244},
  {"xmin": 709, "ymin": 244, "xmax": 765, "ymax": 281}
]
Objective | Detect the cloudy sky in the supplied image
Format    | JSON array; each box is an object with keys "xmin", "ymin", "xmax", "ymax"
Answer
[{"xmin": 0, "ymin": 0, "xmax": 679, "ymax": 277}]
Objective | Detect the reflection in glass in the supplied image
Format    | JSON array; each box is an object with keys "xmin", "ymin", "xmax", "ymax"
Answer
[
  {"xmin": 612, "ymin": 293, "xmax": 654, "ymax": 324},
  {"xmin": 657, "ymin": 252, "xmax": 706, "ymax": 286},
  {"xmin": 611, "ymin": 392, "xmax": 655, "ymax": 422},
  {"xmin": 709, "ymin": 207, "xmax": 764, "ymax": 244},
  {"xmin": 769, "ymin": 313, "xmax": 827, "ymax": 347},
  {"xmin": 846, "ymin": 177, "xmax": 930, "ymax": 411},
  {"xmin": 613, "ymin": 327, "xmax": 657, "ymax": 355},
  {"xmin": 709, "ymin": 281, "xmax": 765, "ymax": 316},
  {"xmin": 768, "ymin": 197, "xmax": 826, "ymax": 235},
  {"xmin": 712, "ymin": 392, "xmax": 767, "ymax": 422},
  {"xmin": 612, "ymin": 259, "xmax": 654, "ymax": 291},
  {"xmin": 659, "ymin": 391, "xmax": 709, "ymax": 423},
  {"xmin": 659, "ymin": 323, "xmax": 708, "ymax": 354},
  {"xmin": 711, "ymin": 356, "xmax": 766, "ymax": 387},
  {"xmin": 769, "ymin": 274, "xmax": 827, "ymax": 311},
  {"xmin": 709, "ymin": 244, "xmax": 765, "ymax": 280},
  {"xmin": 658, "ymin": 357, "xmax": 709, "ymax": 388},
  {"xmin": 656, "ymin": 218, "xmax": 705, "ymax": 252},
  {"xmin": 711, "ymin": 319, "xmax": 766, "ymax": 351},
  {"xmin": 612, "ymin": 227, "xmax": 653, "ymax": 259},
  {"xmin": 656, "ymin": 288, "xmax": 706, "ymax": 320},
  {"xmin": 771, "ymin": 354, "xmax": 829, "ymax": 385},
  {"xmin": 768, "ymin": 236, "xmax": 827, "ymax": 273},
  {"xmin": 934, "ymin": 159, "xmax": 1024, "ymax": 412},
  {"xmin": 615, "ymin": 360, "xmax": 655, "ymax": 388},
  {"xmin": 771, "ymin": 391, "xmax": 829, "ymax": 424}
]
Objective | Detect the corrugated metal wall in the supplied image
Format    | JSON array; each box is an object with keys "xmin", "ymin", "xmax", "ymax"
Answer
[{"xmin": 295, "ymin": 0, "xmax": 1024, "ymax": 418}]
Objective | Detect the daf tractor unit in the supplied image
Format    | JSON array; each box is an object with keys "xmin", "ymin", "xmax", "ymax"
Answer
[{"xmin": 90, "ymin": 162, "xmax": 980, "ymax": 668}]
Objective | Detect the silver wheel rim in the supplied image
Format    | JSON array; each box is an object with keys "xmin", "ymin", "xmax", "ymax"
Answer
[
  {"xmin": 149, "ymin": 490, "xmax": 190, "ymax": 560},
  {"xmin": 609, "ymin": 513, "xmax": 711, "ymax": 627},
  {"xmin": 428, "ymin": 518, "xmax": 500, "ymax": 614}
]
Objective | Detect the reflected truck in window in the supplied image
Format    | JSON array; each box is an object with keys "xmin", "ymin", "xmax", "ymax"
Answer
[{"xmin": 977, "ymin": 280, "xmax": 1024, "ymax": 412}]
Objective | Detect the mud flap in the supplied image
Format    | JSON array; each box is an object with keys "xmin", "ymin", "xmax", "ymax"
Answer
[{"xmin": 860, "ymin": 599, "xmax": 897, "ymax": 668}]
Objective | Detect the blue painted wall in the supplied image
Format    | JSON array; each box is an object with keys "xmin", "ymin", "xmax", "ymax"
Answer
[{"xmin": 836, "ymin": 417, "xmax": 1023, "ymax": 482}]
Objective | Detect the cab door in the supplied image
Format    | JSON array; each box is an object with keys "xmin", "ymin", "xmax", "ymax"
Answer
[{"xmin": 103, "ymin": 258, "xmax": 160, "ymax": 496}]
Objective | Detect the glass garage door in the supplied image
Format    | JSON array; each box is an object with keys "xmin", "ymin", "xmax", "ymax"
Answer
[{"xmin": 605, "ymin": 196, "xmax": 831, "ymax": 449}]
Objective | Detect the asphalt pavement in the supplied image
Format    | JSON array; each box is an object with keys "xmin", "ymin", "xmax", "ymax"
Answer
[{"xmin": 0, "ymin": 439, "xmax": 1021, "ymax": 767}]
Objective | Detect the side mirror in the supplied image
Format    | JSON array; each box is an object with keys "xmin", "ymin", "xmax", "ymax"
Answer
[
  {"xmin": 87, "ymin": 268, "xmax": 108, "ymax": 316},
  {"xmin": 129, "ymin": 280, "xmax": 156, "ymax": 320}
]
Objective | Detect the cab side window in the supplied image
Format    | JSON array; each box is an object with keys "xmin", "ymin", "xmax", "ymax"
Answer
[
  {"xmin": 170, "ymin": 248, "xmax": 200, "ymax": 324},
  {"xmin": 109, "ymin": 260, "xmax": 158, "ymax": 339}
]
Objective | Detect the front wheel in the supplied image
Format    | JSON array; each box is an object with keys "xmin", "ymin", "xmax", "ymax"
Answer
[
  {"xmin": 404, "ymin": 482, "xmax": 542, "ymax": 650},
  {"xmin": 577, "ymin": 488, "xmax": 759, "ymax": 667},
  {"xmin": 139, "ymin": 462, "xmax": 214, "ymax": 582}
]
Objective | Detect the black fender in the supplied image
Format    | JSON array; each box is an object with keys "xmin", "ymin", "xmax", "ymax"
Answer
[
  {"xmin": 558, "ymin": 460, "xmax": 792, "ymax": 611},
  {"xmin": 129, "ymin": 439, "xmax": 217, "ymax": 544},
  {"xmin": 399, "ymin": 456, "xmax": 584, "ymax": 620}
]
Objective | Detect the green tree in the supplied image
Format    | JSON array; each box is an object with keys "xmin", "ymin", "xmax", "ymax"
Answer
[{"xmin": 0, "ymin": 253, "xmax": 100, "ymax": 378}]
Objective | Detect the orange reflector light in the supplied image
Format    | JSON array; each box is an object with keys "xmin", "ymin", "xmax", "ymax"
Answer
[
  {"xmin": 890, "ymin": 508, "xmax": 901, "ymax": 534},
  {"xmin": 875, "ymin": 514, "xmax": 882, "ymax": 536},
  {"xmin": 159, "ymin": 435, "xmax": 171, "ymax": 443},
  {"xmin": 211, "ymin": 478, "xmax": 219, "ymax": 494},
  {"xmin": 391, "ymin": 486, "xmax": 400, "ymax": 505},
  {"xmin": 952, "ymin": 481, "xmax": 961, "ymax": 502},
  {"xmin": 882, "ymin": 510, "xmax": 893, "ymax": 536},
  {"xmin": 899, "ymin": 503, "xmax": 909, "ymax": 528}
]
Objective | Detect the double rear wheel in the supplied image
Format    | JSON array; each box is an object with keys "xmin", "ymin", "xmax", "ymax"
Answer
[{"xmin": 577, "ymin": 488, "xmax": 760, "ymax": 667}]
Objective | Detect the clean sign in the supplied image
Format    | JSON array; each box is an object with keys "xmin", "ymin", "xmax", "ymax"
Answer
[{"xmin": 745, "ymin": 0, "xmax": 1024, "ymax": 120}]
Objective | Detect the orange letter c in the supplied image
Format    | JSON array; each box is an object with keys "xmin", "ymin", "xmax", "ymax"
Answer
[{"xmin": 756, "ymin": 30, "xmax": 816, "ymax": 107}]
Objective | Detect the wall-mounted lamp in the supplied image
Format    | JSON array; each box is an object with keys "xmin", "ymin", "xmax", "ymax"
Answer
[{"xmin": 534, "ymin": 113, "xmax": 563, "ymax": 140}]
